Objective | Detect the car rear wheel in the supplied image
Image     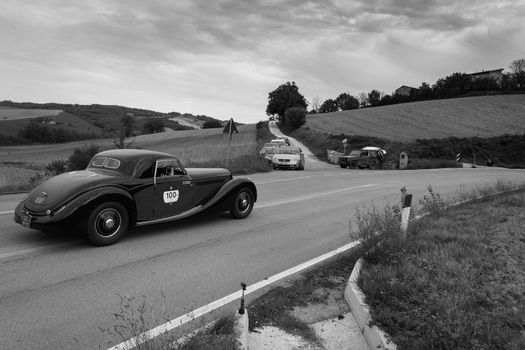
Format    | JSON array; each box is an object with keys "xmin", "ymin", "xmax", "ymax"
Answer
[
  {"xmin": 230, "ymin": 188, "xmax": 254, "ymax": 219},
  {"xmin": 369, "ymin": 161, "xmax": 377, "ymax": 170},
  {"xmin": 349, "ymin": 160, "xmax": 358, "ymax": 169},
  {"xmin": 339, "ymin": 163, "xmax": 346, "ymax": 168},
  {"xmin": 86, "ymin": 201, "xmax": 129, "ymax": 246}
]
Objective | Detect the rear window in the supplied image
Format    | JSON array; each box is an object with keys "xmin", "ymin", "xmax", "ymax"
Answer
[{"xmin": 90, "ymin": 157, "xmax": 121, "ymax": 170}]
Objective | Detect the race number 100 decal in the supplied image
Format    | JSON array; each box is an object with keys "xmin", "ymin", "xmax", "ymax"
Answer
[{"xmin": 163, "ymin": 190, "xmax": 179, "ymax": 203}]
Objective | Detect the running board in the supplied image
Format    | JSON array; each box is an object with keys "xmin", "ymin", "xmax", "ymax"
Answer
[{"xmin": 135, "ymin": 206, "xmax": 204, "ymax": 227}]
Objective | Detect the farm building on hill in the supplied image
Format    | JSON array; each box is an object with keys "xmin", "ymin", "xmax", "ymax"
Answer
[
  {"xmin": 395, "ymin": 85, "xmax": 419, "ymax": 96},
  {"xmin": 467, "ymin": 68, "xmax": 504, "ymax": 83}
]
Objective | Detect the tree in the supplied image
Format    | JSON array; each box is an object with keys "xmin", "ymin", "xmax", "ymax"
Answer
[
  {"xmin": 202, "ymin": 120, "xmax": 223, "ymax": 129},
  {"xmin": 433, "ymin": 72, "xmax": 471, "ymax": 97},
  {"xmin": 284, "ymin": 107, "xmax": 307, "ymax": 130},
  {"xmin": 367, "ymin": 90, "xmax": 381, "ymax": 107},
  {"xmin": 509, "ymin": 58, "xmax": 525, "ymax": 90},
  {"xmin": 358, "ymin": 92, "xmax": 368, "ymax": 107},
  {"xmin": 266, "ymin": 82, "xmax": 307, "ymax": 124},
  {"xmin": 121, "ymin": 114, "xmax": 135, "ymax": 137},
  {"xmin": 335, "ymin": 93, "xmax": 359, "ymax": 110},
  {"xmin": 114, "ymin": 114, "xmax": 136, "ymax": 148},
  {"xmin": 143, "ymin": 118, "xmax": 165, "ymax": 133},
  {"xmin": 319, "ymin": 99, "xmax": 338, "ymax": 113},
  {"xmin": 309, "ymin": 96, "xmax": 320, "ymax": 114}
]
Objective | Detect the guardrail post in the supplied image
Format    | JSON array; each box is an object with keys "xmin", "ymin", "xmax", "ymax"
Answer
[{"xmin": 401, "ymin": 193, "xmax": 412, "ymax": 237}]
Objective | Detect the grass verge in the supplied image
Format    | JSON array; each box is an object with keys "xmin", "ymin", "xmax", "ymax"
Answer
[{"xmin": 357, "ymin": 187, "xmax": 525, "ymax": 349}]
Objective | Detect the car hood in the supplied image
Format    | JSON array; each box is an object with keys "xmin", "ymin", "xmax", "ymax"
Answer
[
  {"xmin": 273, "ymin": 154, "xmax": 300, "ymax": 161},
  {"xmin": 25, "ymin": 170, "xmax": 119, "ymax": 211}
]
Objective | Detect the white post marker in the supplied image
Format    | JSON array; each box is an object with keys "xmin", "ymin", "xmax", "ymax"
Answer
[{"xmin": 400, "ymin": 193, "xmax": 412, "ymax": 236}]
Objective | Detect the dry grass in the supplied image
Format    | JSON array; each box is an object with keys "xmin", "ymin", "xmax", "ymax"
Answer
[
  {"xmin": 0, "ymin": 124, "xmax": 262, "ymax": 192},
  {"xmin": 306, "ymin": 95, "xmax": 525, "ymax": 141}
]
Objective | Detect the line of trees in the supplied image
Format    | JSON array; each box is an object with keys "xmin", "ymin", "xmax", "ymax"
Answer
[{"xmin": 312, "ymin": 58, "xmax": 525, "ymax": 114}]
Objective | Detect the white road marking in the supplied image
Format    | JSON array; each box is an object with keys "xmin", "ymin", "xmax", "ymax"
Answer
[
  {"xmin": 256, "ymin": 176, "xmax": 311, "ymax": 185},
  {"xmin": 0, "ymin": 241, "xmax": 79, "ymax": 260},
  {"xmin": 107, "ymin": 240, "xmax": 361, "ymax": 350},
  {"xmin": 0, "ymin": 210, "xmax": 14, "ymax": 215},
  {"xmin": 257, "ymin": 183, "xmax": 379, "ymax": 209}
]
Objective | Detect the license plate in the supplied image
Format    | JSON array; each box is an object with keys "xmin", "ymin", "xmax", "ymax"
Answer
[{"xmin": 21, "ymin": 213, "xmax": 32, "ymax": 229}]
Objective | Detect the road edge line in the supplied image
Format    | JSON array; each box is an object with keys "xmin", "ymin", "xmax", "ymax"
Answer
[{"xmin": 107, "ymin": 240, "xmax": 361, "ymax": 350}]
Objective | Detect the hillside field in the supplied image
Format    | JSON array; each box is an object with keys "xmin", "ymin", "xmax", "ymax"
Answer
[
  {"xmin": 0, "ymin": 125, "xmax": 263, "ymax": 191},
  {"xmin": 0, "ymin": 110, "xmax": 103, "ymax": 136},
  {"xmin": 305, "ymin": 95, "xmax": 525, "ymax": 141},
  {"xmin": 0, "ymin": 107, "xmax": 62, "ymax": 120}
]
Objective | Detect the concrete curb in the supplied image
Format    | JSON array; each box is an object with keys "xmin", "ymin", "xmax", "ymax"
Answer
[
  {"xmin": 345, "ymin": 258, "xmax": 397, "ymax": 350},
  {"xmin": 234, "ymin": 310, "xmax": 249, "ymax": 350}
]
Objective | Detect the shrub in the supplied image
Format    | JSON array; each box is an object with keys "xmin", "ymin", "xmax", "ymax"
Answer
[
  {"xmin": 143, "ymin": 118, "xmax": 165, "ymax": 133},
  {"xmin": 68, "ymin": 144, "xmax": 101, "ymax": 171},
  {"xmin": 418, "ymin": 185, "xmax": 446, "ymax": 217},
  {"xmin": 202, "ymin": 120, "xmax": 223, "ymax": 129},
  {"xmin": 45, "ymin": 160, "xmax": 67, "ymax": 176},
  {"xmin": 353, "ymin": 200, "xmax": 406, "ymax": 265},
  {"xmin": 283, "ymin": 107, "xmax": 307, "ymax": 130}
]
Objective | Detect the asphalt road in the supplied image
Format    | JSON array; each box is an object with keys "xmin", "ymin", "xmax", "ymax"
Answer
[{"xmin": 1, "ymin": 156, "xmax": 524, "ymax": 348}]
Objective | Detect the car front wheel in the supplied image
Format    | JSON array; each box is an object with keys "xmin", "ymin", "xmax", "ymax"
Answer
[
  {"xmin": 86, "ymin": 201, "xmax": 129, "ymax": 246},
  {"xmin": 230, "ymin": 188, "xmax": 254, "ymax": 219}
]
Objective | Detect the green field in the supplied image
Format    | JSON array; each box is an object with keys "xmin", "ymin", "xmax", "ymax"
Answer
[{"xmin": 305, "ymin": 95, "xmax": 525, "ymax": 141}]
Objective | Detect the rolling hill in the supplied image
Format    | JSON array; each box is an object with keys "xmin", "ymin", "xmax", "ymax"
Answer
[
  {"xmin": 0, "ymin": 101, "xmax": 224, "ymax": 140},
  {"xmin": 305, "ymin": 95, "xmax": 525, "ymax": 141}
]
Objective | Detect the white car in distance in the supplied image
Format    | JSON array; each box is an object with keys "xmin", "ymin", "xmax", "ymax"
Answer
[{"xmin": 272, "ymin": 146, "xmax": 305, "ymax": 170}]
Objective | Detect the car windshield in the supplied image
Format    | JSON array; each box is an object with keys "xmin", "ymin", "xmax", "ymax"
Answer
[
  {"xmin": 263, "ymin": 143, "xmax": 280, "ymax": 148},
  {"xmin": 277, "ymin": 147, "xmax": 300, "ymax": 154},
  {"xmin": 349, "ymin": 150, "xmax": 361, "ymax": 156}
]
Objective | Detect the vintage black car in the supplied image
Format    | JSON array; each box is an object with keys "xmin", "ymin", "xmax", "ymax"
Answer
[{"xmin": 14, "ymin": 149, "xmax": 257, "ymax": 246}]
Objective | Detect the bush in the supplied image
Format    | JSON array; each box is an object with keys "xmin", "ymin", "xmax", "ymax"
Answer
[
  {"xmin": 202, "ymin": 120, "xmax": 223, "ymax": 129},
  {"xmin": 68, "ymin": 144, "xmax": 101, "ymax": 171},
  {"xmin": 18, "ymin": 120, "xmax": 95, "ymax": 144},
  {"xmin": 418, "ymin": 185, "xmax": 446, "ymax": 217},
  {"xmin": 143, "ymin": 118, "xmax": 165, "ymax": 133},
  {"xmin": 353, "ymin": 199, "xmax": 406, "ymax": 265},
  {"xmin": 45, "ymin": 160, "xmax": 67, "ymax": 176},
  {"xmin": 283, "ymin": 107, "xmax": 306, "ymax": 130}
]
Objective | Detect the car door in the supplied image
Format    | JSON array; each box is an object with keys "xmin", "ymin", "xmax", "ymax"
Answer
[
  {"xmin": 153, "ymin": 159, "xmax": 196, "ymax": 219},
  {"xmin": 358, "ymin": 151, "xmax": 369, "ymax": 167}
]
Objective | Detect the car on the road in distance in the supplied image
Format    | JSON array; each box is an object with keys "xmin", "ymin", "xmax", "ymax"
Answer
[
  {"xmin": 14, "ymin": 149, "xmax": 257, "ymax": 246},
  {"xmin": 339, "ymin": 147, "xmax": 385, "ymax": 169},
  {"xmin": 272, "ymin": 146, "xmax": 305, "ymax": 170},
  {"xmin": 259, "ymin": 142, "xmax": 282, "ymax": 160}
]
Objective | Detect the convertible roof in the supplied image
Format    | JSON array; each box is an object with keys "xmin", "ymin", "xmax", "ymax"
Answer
[
  {"xmin": 95, "ymin": 149, "xmax": 176, "ymax": 161},
  {"xmin": 92, "ymin": 149, "xmax": 178, "ymax": 177}
]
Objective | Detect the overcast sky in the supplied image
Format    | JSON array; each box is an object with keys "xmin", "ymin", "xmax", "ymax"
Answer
[{"xmin": 1, "ymin": 0, "xmax": 524, "ymax": 124}]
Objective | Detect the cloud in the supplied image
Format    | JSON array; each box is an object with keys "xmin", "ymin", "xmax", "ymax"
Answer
[{"xmin": 1, "ymin": 0, "xmax": 524, "ymax": 123}]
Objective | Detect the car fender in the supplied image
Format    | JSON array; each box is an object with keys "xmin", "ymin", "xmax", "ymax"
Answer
[
  {"xmin": 53, "ymin": 185, "xmax": 135, "ymax": 222},
  {"xmin": 200, "ymin": 178, "xmax": 257, "ymax": 212}
]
